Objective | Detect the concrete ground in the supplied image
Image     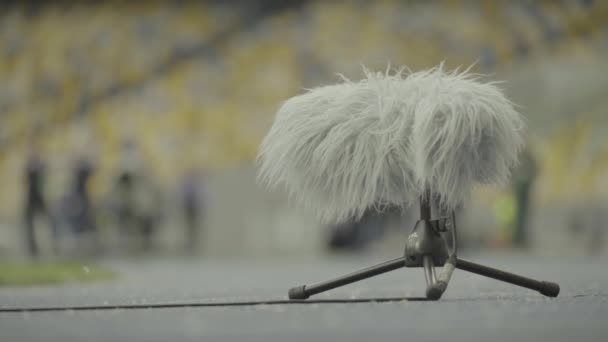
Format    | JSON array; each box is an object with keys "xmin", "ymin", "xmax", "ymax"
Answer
[{"xmin": 0, "ymin": 253, "xmax": 606, "ymax": 342}]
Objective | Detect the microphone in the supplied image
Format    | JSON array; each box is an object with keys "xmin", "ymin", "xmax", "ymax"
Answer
[{"xmin": 258, "ymin": 64, "xmax": 558, "ymax": 301}]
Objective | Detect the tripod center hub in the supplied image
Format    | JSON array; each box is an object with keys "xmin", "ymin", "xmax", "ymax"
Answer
[{"xmin": 404, "ymin": 219, "xmax": 449, "ymax": 267}]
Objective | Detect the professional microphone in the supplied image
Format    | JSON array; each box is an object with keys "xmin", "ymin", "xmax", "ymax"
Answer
[{"xmin": 258, "ymin": 64, "xmax": 559, "ymax": 301}]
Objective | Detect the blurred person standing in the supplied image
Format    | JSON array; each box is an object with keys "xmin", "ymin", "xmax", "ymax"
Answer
[
  {"xmin": 111, "ymin": 139, "xmax": 163, "ymax": 252},
  {"xmin": 112, "ymin": 139, "xmax": 141, "ymax": 237},
  {"xmin": 22, "ymin": 138, "xmax": 56, "ymax": 258},
  {"xmin": 134, "ymin": 173, "xmax": 163, "ymax": 251},
  {"xmin": 512, "ymin": 146, "xmax": 538, "ymax": 248},
  {"xmin": 58, "ymin": 155, "xmax": 98, "ymax": 254},
  {"xmin": 178, "ymin": 167, "xmax": 206, "ymax": 253},
  {"xmin": 72, "ymin": 156, "xmax": 96, "ymax": 234}
]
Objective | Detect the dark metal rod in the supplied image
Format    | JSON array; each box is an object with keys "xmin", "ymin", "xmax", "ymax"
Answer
[
  {"xmin": 419, "ymin": 189, "xmax": 431, "ymax": 220},
  {"xmin": 422, "ymin": 255, "xmax": 436, "ymax": 286},
  {"xmin": 288, "ymin": 257, "xmax": 406, "ymax": 299},
  {"xmin": 455, "ymin": 258, "xmax": 560, "ymax": 297}
]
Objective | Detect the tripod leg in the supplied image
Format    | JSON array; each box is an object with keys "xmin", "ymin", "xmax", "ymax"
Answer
[
  {"xmin": 456, "ymin": 258, "xmax": 560, "ymax": 297},
  {"xmin": 288, "ymin": 257, "xmax": 405, "ymax": 299},
  {"xmin": 422, "ymin": 255, "xmax": 437, "ymax": 286},
  {"xmin": 424, "ymin": 256, "xmax": 456, "ymax": 300},
  {"xmin": 423, "ymin": 255, "xmax": 452, "ymax": 301}
]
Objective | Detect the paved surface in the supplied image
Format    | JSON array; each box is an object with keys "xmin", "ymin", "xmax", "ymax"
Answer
[{"xmin": 0, "ymin": 253, "xmax": 606, "ymax": 341}]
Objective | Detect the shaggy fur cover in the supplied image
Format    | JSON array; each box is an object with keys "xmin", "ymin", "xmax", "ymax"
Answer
[{"xmin": 257, "ymin": 65, "xmax": 525, "ymax": 223}]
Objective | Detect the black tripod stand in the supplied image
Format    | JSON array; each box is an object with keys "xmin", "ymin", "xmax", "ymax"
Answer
[{"xmin": 288, "ymin": 194, "xmax": 560, "ymax": 301}]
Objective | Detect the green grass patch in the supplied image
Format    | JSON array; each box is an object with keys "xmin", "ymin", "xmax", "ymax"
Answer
[{"xmin": 0, "ymin": 262, "xmax": 115, "ymax": 287}]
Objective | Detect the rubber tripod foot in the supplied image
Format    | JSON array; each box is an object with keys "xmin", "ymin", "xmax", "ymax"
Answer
[
  {"xmin": 539, "ymin": 281, "xmax": 560, "ymax": 297},
  {"xmin": 288, "ymin": 285, "xmax": 309, "ymax": 300},
  {"xmin": 426, "ymin": 282, "xmax": 447, "ymax": 301}
]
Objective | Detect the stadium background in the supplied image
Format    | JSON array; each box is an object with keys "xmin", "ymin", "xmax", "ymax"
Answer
[{"xmin": 0, "ymin": 0, "xmax": 607, "ymax": 257}]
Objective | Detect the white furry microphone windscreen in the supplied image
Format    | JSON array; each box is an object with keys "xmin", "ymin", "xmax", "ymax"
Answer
[{"xmin": 257, "ymin": 65, "xmax": 525, "ymax": 224}]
